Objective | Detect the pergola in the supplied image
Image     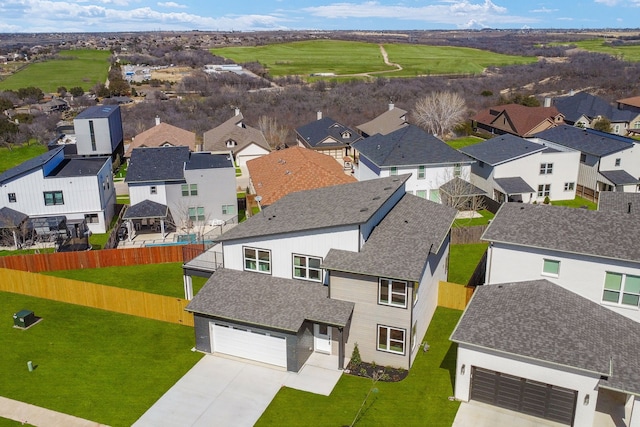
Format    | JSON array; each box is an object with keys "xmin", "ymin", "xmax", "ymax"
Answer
[{"xmin": 122, "ymin": 200, "xmax": 172, "ymax": 242}]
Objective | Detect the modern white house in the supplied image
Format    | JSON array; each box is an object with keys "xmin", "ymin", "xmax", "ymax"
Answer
[
  {"xmin": 184, "ymin": 175, "xmax": 457, "ymax": 372},
  {"xmin": 352, "ymin": 124, "xmax": 474, "ymax": 202},
  {"xmin": 460, "ymin": 134, "xmax": 580, "ymax": 203},
  {"xmin": 73, "ymin": 104, "xmax": 125, "ymax": 163}
]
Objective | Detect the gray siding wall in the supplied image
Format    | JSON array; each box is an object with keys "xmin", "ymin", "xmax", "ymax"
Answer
[
  {"xmin": 295, "ymin": 321, "xmax": 314, "ymax": 371},
  {"xmin": 193, "ymin": 314, "xmax": 212, "ymax": 353}
]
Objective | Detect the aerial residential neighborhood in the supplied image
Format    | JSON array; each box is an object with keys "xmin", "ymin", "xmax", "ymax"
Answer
[{"xmin": 2, "ymin": 24, "xmax": 640, "ymax": 427}]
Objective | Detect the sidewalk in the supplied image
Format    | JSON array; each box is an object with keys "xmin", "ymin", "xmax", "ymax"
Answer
[{"xmin": 0, "ymin": 397, "xmax": 108, "ymax": 427}]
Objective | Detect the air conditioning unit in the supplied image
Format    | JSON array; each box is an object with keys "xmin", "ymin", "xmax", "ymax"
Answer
[{"xmin": 13, "ymin": 310, "xmax": 37, "ymax": 329}]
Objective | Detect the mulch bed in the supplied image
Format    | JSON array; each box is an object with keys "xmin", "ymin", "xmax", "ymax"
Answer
[{"xmin": 345, "ymin": 360, "xmax": 408, "ymax": 382}]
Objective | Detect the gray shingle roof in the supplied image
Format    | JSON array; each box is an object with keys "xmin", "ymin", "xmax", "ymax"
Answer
[
  {"xmin": 352, "ymin": 124, "xmax": 471, "ymax": 166},
  {"xmin": 0, "ymin": 207, "xmax": 28, "ymax": 228},
  {"xmin": 450, "ymin": 280, "xmax": 640, "ymax": 395},
  {"xmin": 185, "ymin": 268, "xmax": 354, "ymax": 332},
  {"xmin": 322, "ymin": 194, "xmax": 456, "ymax": 282},
  {"xmin": 599, "ymin": 169, "xmax": 640, "ymax": 185},
  {"xmin": 534, "ymin": 125, "xmax": 634, "ymax": 157},
  {"xmin": 185, "ymin": 152, "xmax": 234, "ymax": 170},
  {"xmin": 0, "ymin": 146, "xmax": 64, "ymax": 185},
  {"xmin": 554, "ymin": 92, "xmax": 637, "ymax": 124},
  {"xmin": 598, "ymin": 192, "xmax": 640, "ymax": 215},
  {"xmin": 75, "ymin": 105, "xmax": 120, "ymax": 119},
  {"xmin": 217, "ymin": 174, "xmax": 410, "ymax": 242},
  {"xmin": 482, "ymin": 202, "xmax": 640, "ymax": 263},
  {"xmin": 439, "ymin": 177, "xmax": 486, "ymax": 197},
  {"xmin": 494, "ymin": 177, "xmax": 535, "ymax": 194},
  {"xmin": 459, "ymin": 134, "xmax": 546, "ymax": 165},
  {"xmin": 48, "ymin": 157, "xmax": 108, "ymax": 177},
  {"xmin": 125, "ymin": 146, "xmax": 190, "ymax": 183},
  {"xmin": 296, "ymin": 117, "xmax": 362, "ymax": 148},
  {"xmin": 122, "ymin": 200, "xmax": 169, "ymax": 219}
]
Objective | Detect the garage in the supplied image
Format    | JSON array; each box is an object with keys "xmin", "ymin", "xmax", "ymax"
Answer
[
  {"xmin": 470, "ymin": 367, "xmax": 577, "ymax": 426},
  {"xmin": 210, "ymin": 323, "xmax": 287, "ymax": 368},
  {"xmin": 236, "ymin": 154, "xmax": 262, "ymax": 166}
]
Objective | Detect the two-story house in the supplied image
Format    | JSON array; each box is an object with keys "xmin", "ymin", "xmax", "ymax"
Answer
[
  {"xmin": 472, "ymin": 103, "xmax": 564, "ymax": 137},
  {"xmin": 356, "ymin": 104, "xmax": 409, "ymax": 138},
  {"xmin": 185, "ymin": 175, "xmax": 457, "ymax": 372},
  {"xmin": 352, "ymin": 124, "xmax": 473, "ymax": 202},
  {"xmin": 73, "ymin": 104, "xmax": 125, "ymax": 165},
  {"xmin": 126, "ymin": 117, "xmax": 197, "ymax": 156},
  {"xmin": 460, "ymin": 134, "xmax": 579, "ymax": 203}
]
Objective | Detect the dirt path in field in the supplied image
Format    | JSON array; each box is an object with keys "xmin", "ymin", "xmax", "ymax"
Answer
[{"xmin": 333, "ymin": 44, "xmax": 403, "ymax": 77}]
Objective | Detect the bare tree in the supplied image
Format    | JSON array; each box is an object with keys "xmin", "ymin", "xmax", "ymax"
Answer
[
  {"xmin": 257, "ymin": 115, "xmax": 289, "ymax": 150},
  {"xmin": 413, "ymin": 91, "xmax": 467, "ymax": 139}
]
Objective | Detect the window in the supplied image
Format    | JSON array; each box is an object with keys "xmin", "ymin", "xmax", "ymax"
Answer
[
  {"xmin": 416, "ymin": 190, "xmax": 427, "ymax": 199},
  {"xmin": 580, "ymin": 153, "xmax": 587, "ymax": 163},
  {"xmin": 84, "ymin": 213, "xmax": 99, "ymax": 223},
  {"xmin": 43, "ymin": 191, "xmax": 64, "ymax": 206},
  {"xmin": 542, "ymin": 259, "xmax": 560, "ymax": 277},
  {"xmin": 341, "ymin": 131, "xmax": 351, "ymax": 139},
  {"xmin": 182, "ymin": 184, "xmax": 189, "ymax": 196},
  {"xmin": 377, "ymin": 325, "xmax": 405, "ymax": 355},
  {"xmin": 539, "ymin": 163, "xmax": 553, "ymax": 175},
  {"xmin": 222, "ymin": 204, "xmax": 235, "ymax": 215},
  {"xmin": 602, "ymin": 272, "xmax": 640, "ymax": 308},
  {"xmin": 390, "ymin": 167, "xmax": 397, "ymax": 176},
  {"xmin": 564, "ymin": 182, "xmax": 575, "ymax": 191},
  {"xmin": 226, "ymin": 140, "xmax": 237, "ymax": 148},
  {"xmin": 293, "ymin": 254, "xmax": 322, "ymax": 282},
  {"xmin": 150, "ymin": 186, "xmax": 157, "ymax": 195},
  {"xmin": 8, "ymin": 193, "xmax": 16, "ymax": 203},
  {"xmin": 188, "ymin": 207, "xmax": 205, "ymax": 222},
  {"xmin": 379, "ymin": 278, "xmax": 408, "ymax": 308},
  {"xmin": 454, "ymin": 163, "xmax": 462, "ymax": 177},
  {"xmin": 244, "ymin": 247, "xmax": 271, "ymax": 274},
  {"xmin": 417, "ymin": 165, "xmax": 426, "ymax": 179},
  {"xmin": 615, "ymin": 158, "xmax": 621, "ymax": 167},
  {"xmin": 89, "ymin": 120, "xmax": 96, "ymax": 151},
  {"xmin": 538, "ymin": 184, "xmax": 551, "ymax": 198},
  {"xmin": 429, "ymin": 189, "xmax": 441, "ymax": 203},
  {"xmin": 181, "ymin": 184, "xmax": 197, "ymax": 197}
]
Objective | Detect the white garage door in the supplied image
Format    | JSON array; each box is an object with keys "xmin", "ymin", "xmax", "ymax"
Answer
[
  {"xmin": 236, "ymin": 154, "xmax": 262, "ymax": 166},
  {"xmin": 211, "ymin": 323, "xmax": 287, "ymax": 368}
]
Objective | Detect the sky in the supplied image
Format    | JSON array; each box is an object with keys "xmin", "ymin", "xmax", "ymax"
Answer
[{"xmin": 0, "ymin": 0, "xmax": 639, "ymax": 33}]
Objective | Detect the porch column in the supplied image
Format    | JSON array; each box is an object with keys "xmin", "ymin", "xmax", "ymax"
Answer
[
  {"xmin": 127, "ymin": 220, "xmax": 133, "ymax": 242},
  {"xmin": 160, "ymin": 219, "xmax": 166, "ymax": 242},
  {"xmin": 12, "ymin": 230, "xmax": 18, "ymax": 249},
  {"xmin": 337, "ymin": 327, "xmax": 345, "ymax": 370},
  {"xmin": 183, "ymin": 274, "xmax": 193, "ymax": 300},
  {"xmin": 629, "ymin": 395, "xmax": 640, "ymax": 427}
]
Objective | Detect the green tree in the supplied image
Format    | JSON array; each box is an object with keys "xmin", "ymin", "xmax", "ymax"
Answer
[
  {"xmin": 16, "ymin": 86, "xmax": 44, "ymax": 101},
  {"xmin": 69, "ymin": 86, "xmax": 85, "ymax": 97},
  {"xmin": 0, "ymin": 97, "xmax": 13, "ymax": 112},
  {"xmin": 593, "ymin": 117, "xmax": 612, "ymax": 133}
]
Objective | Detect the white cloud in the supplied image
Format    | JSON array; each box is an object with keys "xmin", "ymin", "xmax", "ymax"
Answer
[
  {"xmin": 530, "ymin": 7, "xmax": 558, "ymax": 13},
  {"xmin": 157, "ymin": 1, "xmax": 187, "ymax": 8},
  {"xmin": 594, "ymin": 0, "xmax": 619, "ymax": 5}
]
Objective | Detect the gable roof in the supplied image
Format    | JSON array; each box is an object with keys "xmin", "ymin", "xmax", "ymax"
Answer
[
  {"xmin": 352, "ymin": 124, "xmax": 472, "ymax": 167},
  {"xmin": 247, "ymin": 146, "xmax": 356, "ymax": 206},
  {"xmin": 494, "ymin": 177, "xmax": 535, "ymax": 194},
  {"xmin": 122, "ymin": 200, "xmax": 169, "ymax": 219},
  {"xmin": 217, "ymin": 174, "xmax": 410, "ymax": 242},
  {"xmin": 185, "ymin": 268, "xmax": 354, "ymax": 332},
  {"xmin": 554, "ymin": 92, "xmax": 636, "ymax": 124},
  {"xmin": 533, "ymin": 124, "xmax": 635, "ymax": 157},
  {"xmin": 599, "ymin": 169, "xmax": 640, "ymax": 186},
  {"xmin": 472, "ymin": 104, "xmax": 562, "ymax": 137},
  {"xmin": 617, "ymin": 95, "xmax": 640, "ymax": 109},
  {"xmin": 125, "ymin": 146, "xmax": 190, "ymax": 183},
  {"xmin": 598, "ymin": 191, "xmax": 640, "ymax": 215},
  {"xmin": 439, "ymin": 177, "xmax": 486, "ymax": 197},
  {"xmin": 460, "ymin": 134, "xmax": 546, "ymax": 165},
  {"xmin": 0, "ymin": 206, "xmax": 28, "ymax": 228},
  {"xmin": 322, "ymin": 194, "xmax": 456, "ymax": 282},
  {"xmin": 0, "ymin": 146, "xmax": 64, "ymax": 185},
  {"xmin": 202, "ymin": 112, "xmax": 270, "ymax": 153},
  {"xmin": 357, "ymin": 105, "xmax": 409, "ymax": 137},
  {"xmin": 482, "ymin": 202, "xmax": 640, "ymax": 263},
  {"xmin": 296, "ymin": 116, "xmax": 362, "ymax": 148},
  {"xmin": 126, "ymin": 122, "xmax": 196, "ymax": 155},
  {"xmin": 451, "ymin": 280, "xmax": 640, "ymax": 395}
]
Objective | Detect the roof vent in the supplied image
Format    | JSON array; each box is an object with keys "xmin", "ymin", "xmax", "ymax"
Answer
[
  {"xmin": 628, "ymin": 202, "xmax": 632, "ymax": 214},
  {"xmin": 384, "ymin": 186, "xmax": 392, "ymax": 190},
  {"xmin": 360, "ymin": 208, "xmax": 368, "ymax": 212},
  {"xmin": 372, "ymin": 196, "xmax": 380, "ymax": 200}
]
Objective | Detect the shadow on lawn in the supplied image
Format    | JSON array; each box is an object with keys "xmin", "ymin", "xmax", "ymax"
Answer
[{"xmin": 440, "ymin": 342, "xmax": 458, "ymax": 391}]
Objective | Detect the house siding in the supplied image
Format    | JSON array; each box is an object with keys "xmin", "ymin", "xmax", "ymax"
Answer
[{"xmin": 128, "ymin": 183, "xmax": 169, "ymax": 207}]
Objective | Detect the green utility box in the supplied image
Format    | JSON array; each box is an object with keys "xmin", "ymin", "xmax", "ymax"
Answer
[{"xmin": 13, "ymin": 310, "xmax": 36, "ymax": 328}]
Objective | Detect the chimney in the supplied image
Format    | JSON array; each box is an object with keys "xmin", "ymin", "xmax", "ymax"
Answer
[
  {"xmin": 544, "ymin": 97, "xmax": 551, "ymax": 108},
  {"xmin": 317, "ymin": 111, "xmax": 322, "ymax": 120},
  {"xmin": 570, "ymin": 89, "xmax": 575, "ymax": 96},
  {"xmin": 235, "ymin": 107, "xmax": 240, "ymax": 116},
  {"xmin": 388, "ymin": 103, "xmax": 395, "ymax": 111},
  {"xmin": 155, "ymin": 116, "xmax": 161, "ymax": 126}
]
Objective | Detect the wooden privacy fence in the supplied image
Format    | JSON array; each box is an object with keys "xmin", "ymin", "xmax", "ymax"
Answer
[
  {"xmin": 451, "ymin": 225, "xmax": 488, "ymax": 245},
  {"xmin": 438, "ymin": 281, "xmax": 474, "ymax": 310},
  {"xmin": 0, "ymin": 268, "xmax": 193, "ymax": 326},
  {"xmin": 0, "ymin": 245, "xmax": 197, "ymax": 273}
]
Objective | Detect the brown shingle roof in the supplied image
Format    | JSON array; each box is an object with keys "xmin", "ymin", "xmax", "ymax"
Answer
[
  {"xmin": 357, "ymin": 105, "xmax": 408, "ymax": 136},
  {"xmin": 247, "ymin": 146, "xmax": 356, "ymax": 206},
  {"xmin": 617, "ymin": 95, "xmax": 640, "ymax": 109},
  {"xmin": 127, "ymin": 122, "xmax": 196, "ymax": 155},
  {"xmin": 473, "ymin": 104, "xmax": 563, "ymax": 137},
  {"xmin": 202, "ymin": 112, "xmax": 270, "ymax": 153}
]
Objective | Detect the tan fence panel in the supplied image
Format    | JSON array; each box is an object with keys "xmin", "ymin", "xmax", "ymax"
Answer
[
  {"xmin": 450, "ymin": 225, "xmax": 488, "ymax": 245},
  {"xmin": 1, "ymin": 268, "xmax": 193, "ymax": 327},
  {"xmin": 438, "ymin": 281, "xmax": 474, "ymax": 310}
]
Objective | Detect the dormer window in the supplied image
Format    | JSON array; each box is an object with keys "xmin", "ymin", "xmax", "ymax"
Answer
[
  {"xmin": 341, "ymin": 131, "xmax": 351, "ymax": 139},
  {"xmin": 226, "ymin": 140, "xmax": 237, "ymax": 148}
]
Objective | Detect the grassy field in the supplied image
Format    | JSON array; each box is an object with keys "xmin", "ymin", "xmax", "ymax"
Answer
[
  {"xmin": 0, "ymin": 50, "xmax": 111, "ymax": 93},
  {"xmin": 0, "ymin": 291, "xmax": 202, "ymax": 427},
  {"xmin": 211, "ymin": 40, "xmax": 537, "ymax": 78},
  {"xmin": 448, "ymin": 243, "xmax": 489, "ymax": 285},
  {"xmin": 0, "ymin": 143, "xmax": 47, "ymax": 173},
  {"xmin": 257, "ymin": 307, "xmax": 462, "ymax": 427},
  {"xmin": 554, "ymin": 39, "xmax": 640, "ymax": 62}
]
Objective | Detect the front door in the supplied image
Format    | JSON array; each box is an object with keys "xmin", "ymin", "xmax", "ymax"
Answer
[{"xmin": 313, "ymin": 324, "xmax": 332, "ymax": 354}]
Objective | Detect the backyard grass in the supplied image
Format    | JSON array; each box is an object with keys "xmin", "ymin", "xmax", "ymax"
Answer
[
  {"xmin": 448, "ymin": 243, "xmax": 489, "ymax": 285},
  {"xmin": 446, "ymin": 136, "xmax": 485, "ymax": 150},
  {"xmin": 257, "ymin": 306, "xmax": 462, "ymax": 427},
  {"xmin": 42, "ymin": 262, "xmax": 209, "ymax": 298},
  {"xmin": 0, "ymin": 291, "xmax": 203, "ymax": 427},
  {"xmin": 0, "ymin": 50, "xmax": 111, "ymax": 93},
  {"xmin": 453, "ymin": 209, "xmax": 494, "ymax": 227},
  {"xmin": 0, "ymin": 143, "xmax": 47, "ymax": 173},
  {"xmin": 551, "ymin": 196, "xmax": 597, "ymax": 210},
  {"xmin": 0, "ymin": 248, "xmax": 54, "ymax": 256},
  {"xmin": 115, "ymin": 194, "xmax": 130, "ymax": 204},
  {"xmin": 553, "ymin": 39, "xmax": 640, "ymax": 62},
  {"xmin": 211, "ymin": 40, "xmax": 536, "ymax": 78}
]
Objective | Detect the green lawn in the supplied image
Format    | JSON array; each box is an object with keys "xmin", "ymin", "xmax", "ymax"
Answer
[
  {"xmin": 551, "ymin": 196, "xmax": 597, "ymax": 210},
  {"xmin": 0, "ymin": 143, "xmax": 47, "ymax": 173},
  {"xmin": 446, "ymin": 136, "xmax": 485, "ymax": 150},
  {"xmin": 453, "ymin": 209, "xmax": 494, "ymax": 227},
  {"xmin": 257, "ymin": 307, "xmax": 462, "ymax": 427},
  {"xmin": 0, "ymin": 50, "xmax": 111, "ymax": 93},
  {"xmin": 553, "ymin": 38, "xmax": 640, "ymax": 62},
  {"xmin": 0, "ymin": 418, "xmax": 34, "ymax": 427},
  {"xmin": 0, "ymin": 248, "xmax": 54, "ymax": 256},
  {"xmin": 0, "ymin": 291, "xmax": 203, "ymax": 426},
  {"xmin": 448, "ymin": 243, "xmax": 489, "ymax": 285},
  {"xmin": 42, "ymin": 263, "xmax": 209, "ymax": 298},
  {"xmin": 211, "ymin": 40, "xmax": 536, "ymax": 78}
]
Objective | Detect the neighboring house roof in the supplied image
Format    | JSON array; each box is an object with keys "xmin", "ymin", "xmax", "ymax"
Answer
[
  {"xmin": 123, "ymin": 200, "xmax": 169, "ymax": 219},
  {"xmin": 450, "ymin": 280, "xmax": 640, "ymax": 395},
  {"xmin": 126, "ymin": 122, "xmax": 196, "ymax": 155},
  {"xmin": 617, "ymin": 95, "xmax": 640, "ymax": 109},
  {"xmin": 246, "ymin": 146, "xmax": 356, "ymax": 206},
  {"xmin": 0, "ymin": 207, "xmax": 28, "ymax": 228},
  {"xmin": 185, "ymin": 268, "xmax": 354, "ymax": 332},
  {"xmin": 494, "ymin": 177, "xmax": 535, "ymax": 195},
  {"xmin": 534, "ymin": 125, "xmax": 635, "ymax": 157},
  {"xmin": 599, "ymin": 169, "xmax": 640, "ymax": 185},
  {"xmin": 75, "ymin": 104, "xmax": 119, "ymax": 119},
  {"xmin": 357, "ymin": 105, "xmax": 409, "ymax": 136},
  {"xmin": 296, "ymin": 116, "xmax": 362, "ymax": 149},
  {"xmin": 202, "ymin": 112, "xmax": 270, "ymax": 153},
  {"xmin": 125, "ymin": 146, "xmax": 190, "ymax": 183},
  {"xmin": 439, "ymin": 177, "xmax": 487, "ymax": 197},
  {"xmin": 472, "ymin": 104, "xmax": 563, "ymax": 137},
  {"xmin": 352, "ymin": 124, "xmax": 472, "ymax": 167},
  {"xmin": 598, "ymin": 191, "xmax": 640, "ymax": 215},
  {"xmin": 322, "ymin": 194, "xmax": 457, "ymax": 282},
  {"xmin": 459, "ymin": 134, "xmax": 546, "ymax": 165},
  {"xmin": 185, "ymin": 152, "xmax": 234, "ymax": 170},
  {"xmin": 48, "ymin": 157, "xmax": 108, "ymax": 177},
  {"xmin": 217, "ymin": 174, "xmax": 410, "ymax": 242},
  {"xmin": 554, "ymin": 92, "xmax": 636, "ymax": 124},
  {"xmin": 0, "ymin": 146, "xmax": 64, "ymax": 185},
  {"xmin": 482, "ymin": 202, "xmax": 640, "ymax": 263}
]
